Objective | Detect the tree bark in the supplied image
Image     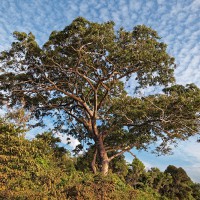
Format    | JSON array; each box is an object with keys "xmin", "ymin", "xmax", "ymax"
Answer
[
  {"xmin": 91, "ymin": 147, "xmax": 97, "ymax": 174},
  {"xmin": 96, "ymin": 135, "xmax": 109, "ymax": 176}
]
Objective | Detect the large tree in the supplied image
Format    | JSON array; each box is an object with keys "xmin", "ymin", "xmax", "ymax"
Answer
[{"xmin": 0, "ymin": 17, "xmax": 199, "ymax": 175}]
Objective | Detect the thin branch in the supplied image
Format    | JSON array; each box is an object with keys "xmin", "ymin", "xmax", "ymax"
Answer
[
  {"xmin": 75, "ymin": 68, "xmax": 96, "ymax": 91},
  {"xmin": 97, "ymin": 83, "xmax": 110, "ymax": 110},
  {"xmin": 117, "ymin": 66, "xmax": 140, "ymax": 80},
  {"xmin": 93, "ymin": 90, "xmax": 98, "ymax": 118},
  {"xmin": 143, "ymin": 97, "xmax": 166, "ymax": 121},
  {"xmin": 127, "ymin": 150, "xmax": 136, "ymax": 158},
  {"xmin": 63, "ymin": 108, "xmax": 88, "ymax": 128},
  {"xmin": 108, "ymin": 146, "xmax": 133, "ymax": 161}
]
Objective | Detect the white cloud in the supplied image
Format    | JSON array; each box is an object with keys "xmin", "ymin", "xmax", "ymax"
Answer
[
  {"xmin": 185, "ymin": 165, "xmax": 200, "ymax": 183},
  {"xmin": 55, "ymin": 133, "xmax": 80, "ymax": 149},
  {"xmin": 190, "ymin": 0, "xmax": 200, "ymax": 11},
  {"xmin": 143, "ymin": 161, "xmax": 153, "ymax": 171},
  {"xmin": 173, "ymin": 139, "xmax": 200, "ymax": 182},
  {"xmin": 25, "ymin": 126, "xmax": 80, "ymax": 150}
]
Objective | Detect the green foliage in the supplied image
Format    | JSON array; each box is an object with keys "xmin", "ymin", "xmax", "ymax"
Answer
[
  {"xmin": 191, "ymin": 183, "xmax": 200, "ymax": 200},
  {"xmin": 75, "ymin": 146, "xmax": 96, "ymax": 172},
  {"xmin": 0, "ymin": 118, "xmax": 198, "ymax": 199},
  {"xmin": 64, "ymin": 172, "xmax": 163, "ymax": 200},
  {"xmin": 109, "ymin": 83, "xmax": 200, "ymax": 155},
  {"xmin": 126, "ymin": 158, "xmax": 146, "ymax": 188},
  {"xmin": 145, "ymin": 167, "xmax": 172, "ymax": 196},
  {"xmin": 164, "ymin": 165, "xmax": 194, "ymax": 200},
  {"xmin": 0, "ymin": 118, "xmax": 74, "ymax": 199},
  {"xmin": 109, "ymin": 154, "xmax": 129, "ymax": 178}
]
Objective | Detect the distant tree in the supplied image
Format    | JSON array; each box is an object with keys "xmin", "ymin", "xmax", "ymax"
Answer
[
  {"xmin": 145, "ymin": 167, "xmax": 172, "ymax": 195},
  {"xmin": 126, "ymin": 158, "xmax": 146, "ymax": 188},
  {"xmin": 109, "ymin": 153, "xmax": 129, "ymax": 178},
  {"xmin": 0, "ymin": 17, "xmax": 200, "ymax": 175},
  {"xmin": 164, "ymin": 165, "xmax": 193, "ymax": 200},
  {"xmin": 75, "ymin": 146, "xmax": 97, "ymax": 173},
  {"xmin": 35, "ymin": 131, "xmax": 69, "ymax": 158},
  {"xmin": 35, "ymin": 132, "xmax": 75, "ymax": 173}
]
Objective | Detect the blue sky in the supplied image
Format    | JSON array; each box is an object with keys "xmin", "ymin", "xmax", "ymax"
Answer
[{"xmin": 0, "ymin": 0, "xmax": 200, "ymax": 182}]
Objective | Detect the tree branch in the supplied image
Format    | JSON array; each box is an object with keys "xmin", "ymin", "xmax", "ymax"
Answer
[
  {"xmin": 97, "ymin": 83, "xmax": 110, "ymax": 110},
  {"xmin": 108, "ymin": 146, "xmax": 133, "ymax": 161}
]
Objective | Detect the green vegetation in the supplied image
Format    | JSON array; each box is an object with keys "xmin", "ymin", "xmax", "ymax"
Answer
[
  {"xmin": 0, "ymin": 118, "xmax": 74, "ymax": 199},
  {"xmin": 0, "ymin": 117, "xmax": 199, "ymax": 199}
]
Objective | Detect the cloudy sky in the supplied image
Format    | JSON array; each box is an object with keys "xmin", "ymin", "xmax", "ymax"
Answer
[{"xmin": 0, "ymin": 0, "xmax": 200, "ymax": 182}]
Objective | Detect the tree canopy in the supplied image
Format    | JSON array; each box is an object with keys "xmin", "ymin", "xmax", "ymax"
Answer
[{"xmin": 0, "ymin": 17, "xmax": 199, "ymax": 175}]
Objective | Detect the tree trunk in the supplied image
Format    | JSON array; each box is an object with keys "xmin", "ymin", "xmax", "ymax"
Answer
[
  {"xmin": 91, "ymin": 148, "xmax": 97, "ymax": 174},
  {"xmin": 96, "ymin": 135, "xmax": 109, "ymax": 176}
]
